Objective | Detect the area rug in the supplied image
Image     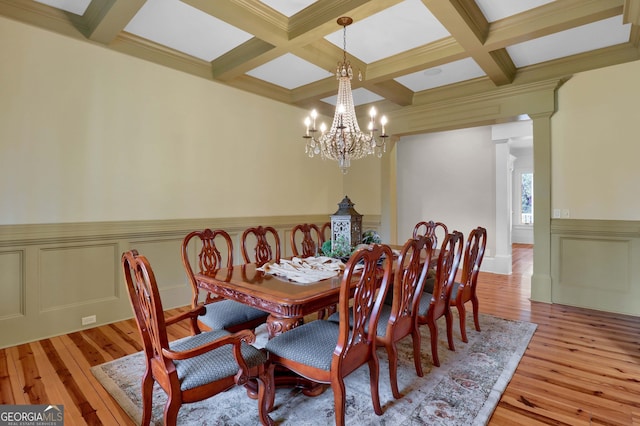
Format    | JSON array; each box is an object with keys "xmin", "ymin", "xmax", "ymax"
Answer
[{"xmin": 91, "ymin": 312, "xmax": 536, "ymax": 425}]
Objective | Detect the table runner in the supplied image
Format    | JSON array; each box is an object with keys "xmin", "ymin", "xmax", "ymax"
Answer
[{"xmin": 257, "ymin": 256, "xmax": 345, "ymax": 283}]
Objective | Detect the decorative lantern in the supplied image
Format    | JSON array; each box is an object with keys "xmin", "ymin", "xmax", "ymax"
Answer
[{"xmin": 331, "ymin": 195, "xmax": 363, "ymax": 249}]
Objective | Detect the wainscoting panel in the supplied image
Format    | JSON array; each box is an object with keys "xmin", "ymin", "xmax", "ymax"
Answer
[
  {"xmin": 129, "ymin": 236, "xmax": 194, "ymax": 308},
  {"xmin": 0, "ymin": 215, "xmax": 380, "ymax": 348},
  {"xmin": 558, "ymin": 238, "xmax": 630, "ymax": 292},
  {"xmin": 39, "ymin": 243, "xmax": 120, "ymax": 311},
  {"xmin": 130, "ymin": 237, "xmax": 190, "ymax": 289},
  {"xmin": 30, "ymin": 241, "xmax": 128, "ymax": 345},
  {"xmin": 0, "ymin": 249, "xmax": 24, "ymax": 319},
  {"xmin": 551, "ymin": 219, "xmax": 640, "ymax": 316}
]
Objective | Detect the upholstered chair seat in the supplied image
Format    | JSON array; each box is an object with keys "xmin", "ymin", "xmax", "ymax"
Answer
[
  {"xmin": 417, "ymin": 293, "xmax": 433, "ymax": 318},
  {"xmin": 170, "ymin": 329, "xmax": 267, "ymax": 390},
  {"xmin": 265, "ymin": 320, "xmax": 339, "ymax": 371},
  {"xmin": 328, "ymin": 306, "xmax": 395, "ymax": 337},
  {"xmin": 198, "ymin": 300, "xmax": 269, "ymax": 331}
]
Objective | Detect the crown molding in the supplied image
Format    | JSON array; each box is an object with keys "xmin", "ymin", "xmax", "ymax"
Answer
[{"xmin": 392, "ymin": 79, "xmax": 563, "ymax": 134}]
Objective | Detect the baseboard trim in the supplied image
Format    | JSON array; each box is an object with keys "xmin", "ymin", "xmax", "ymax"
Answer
[{"xmin": 482, "ymin": 255, "xmax": 512, "ymax": 275}]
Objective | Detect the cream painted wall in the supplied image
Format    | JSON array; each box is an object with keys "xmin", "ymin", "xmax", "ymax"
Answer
[
  {"xmin": 0, "ymin": 16, "xmax": 384, "ymax": 225},
  {"xmin": 552, "ymin": 60, "xmax": 640, "ymax": 220},
  {"xmin": 341, "ymin": 154, "xmax": 383, "ymax": 217},
  {"xmin": 396, "ymin": 126, "xmax": 496, "ymax": 257}
]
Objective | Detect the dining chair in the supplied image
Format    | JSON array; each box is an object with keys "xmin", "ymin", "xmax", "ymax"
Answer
[
  {"xmin": 241, "ymin": 226, "xmax": 281, "ymax": 267},
  {"xmin": 413, "ymin": 220, "xmax": 448, "ymax": 280},
  {"xmin": 122, "ymin": 250, "xmax": 274, "ymax": 426},
  {"xmin": 451, "ymin": 226, "xmax": 487, "ymax": 342},
  {"xmin": 291, "ymin": 222, "xmax": 336, "ymax": 319},
  {"xmin": 181, "ymin": 229, "xmax": 269, "ymax": 333},
  {"xmin": 416, "ymin": 231, "xmax": 464, "ymax": 367},
  {"xmin": 261, "ymin": 244, "xmax": 394, "ymax": 426},
  {"xmin": 290, "ymin": 223, "xmax": 322, "ymax": 257},
  {"xmin": 320, "ymin": 221, "xmax": 331, "ymax": 244},
  {"xmin": 412, "ymin": 220, "xmax": 448, "ymax": 250},
  {"xmin": 375, "ymin": 235, "xmax": 434, "ymax": 399}
]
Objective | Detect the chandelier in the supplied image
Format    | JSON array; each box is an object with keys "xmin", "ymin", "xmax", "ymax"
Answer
[{"xmin": 303, "ymin": 17, "xmax": 388, "ymax": 174}]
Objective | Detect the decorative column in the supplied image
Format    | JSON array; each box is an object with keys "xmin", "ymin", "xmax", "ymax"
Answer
[
  {"xmin": 493, "ymin": 138, "xmax": 514, "ymax": 275},
  {"xmin": 530, "ymin": 112, "xmax": 553, "ymax": 303}
]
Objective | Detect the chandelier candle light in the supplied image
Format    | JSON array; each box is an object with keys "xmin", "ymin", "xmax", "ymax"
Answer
[{"xmin": 303, "ymin": 17, "xmax": 388, "ymax": 174}]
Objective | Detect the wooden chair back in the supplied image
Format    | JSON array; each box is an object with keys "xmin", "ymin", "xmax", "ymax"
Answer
[
  {"xmin": 241, "ymin": 226, "xmax": 281, "ymax": 266},
  {"xmin": 384, "ymin": 235, "xmax": 434, "ymax": 335},
  {"xmin": 452, "ymin": 226, "xmax": 487, "ymax": 342},
  {"xmin": 123, "ymin": 250, "xmax": 171, "ymax": 362},
  {"xmin": 182, "ymin": 229, "xmax": 233, "ymax": 307},
  {"xmin": 290, "ymin": 223, "xmax": 322, "ymax": 257},
  {"xmin": 428, "ymin": 231, "xmax": 463, "ymax": 318},
  {"xmin": 335, "ymin": 244, "xmax": 393, "ymax": 371},
  {"xmin": 320, "ymin": 221, "xmax": 331, "ymax": 244},
  {"xmin": 377, "ymin": 236, "xmax": 434, "ymax": 398},
  {"xmin": 458, "ymin": 226, "xmax": 487, "ymax": 300},
  {"xmin": 417, "ymin": 231, "xmax": 463, "ymax": 367},
  {"xmin": 412, "ymin": 221, "xmax": 448, "ymax": 249}
]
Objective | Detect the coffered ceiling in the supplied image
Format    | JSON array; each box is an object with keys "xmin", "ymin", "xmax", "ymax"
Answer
[{"xmin": 3, "ymin": 0, "xmax": 640, "ymax": 121}]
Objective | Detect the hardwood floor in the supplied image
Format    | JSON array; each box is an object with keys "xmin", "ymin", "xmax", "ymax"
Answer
[{"xmin": 1, "ymin": 244, "xmax": 638, "ymax": 425}]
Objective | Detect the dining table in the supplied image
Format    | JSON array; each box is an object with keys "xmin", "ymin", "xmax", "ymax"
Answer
[
  {"xmin": 195, "ymin": 257, "xmax": 363, "ymax": 396},
  {"xmin": 194, "ymin": 245, "xmax": 436, "ymax": 339},
  {"xmin": 195, "ymin": 260, "xmax": 348, "ymax": 339}
]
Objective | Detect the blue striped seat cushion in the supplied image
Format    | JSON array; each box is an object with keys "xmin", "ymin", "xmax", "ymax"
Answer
[
  {"xmin": 199, "ymin": 299, "xmax": 268, "ymax": 330},
  {"xmin": 265, "ymin": 320, "xmax": 339, "ymax": 371},
  {"xmin": 450, "ymin": 282, "xmax": 461, "ymax": 300},
  {"xmin": 327, "ymin": 308, "xmax": 390, "ymax": 337},
  {"xmin": 417, "ymin": 293, "xmax": 433, "ymax": 317},
  {"xmin": 169, "ymin": 329, "xmax": 266, "ymax": 390}
]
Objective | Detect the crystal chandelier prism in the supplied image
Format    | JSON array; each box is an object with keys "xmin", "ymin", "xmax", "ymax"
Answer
[{"xmin": 303, "ymin": 17, "xmax": 388, "ymax": 174}]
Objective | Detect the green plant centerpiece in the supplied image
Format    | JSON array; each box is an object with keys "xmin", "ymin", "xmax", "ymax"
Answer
[
  {"xmin": 321, "ymin": 230, "xmax": 381, "ymax": 261},
  {"xmin": 361, "ymin": 229, "xmax": 382, "ymax": 245},
  {"xmin": 321, "ymin": 235, "xmax": 353, "ymax": 261}
]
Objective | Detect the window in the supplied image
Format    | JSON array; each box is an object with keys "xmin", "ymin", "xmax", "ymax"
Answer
[{"xmin": 521, "ymin": 172, "xmax": 533, "ymax": 224}]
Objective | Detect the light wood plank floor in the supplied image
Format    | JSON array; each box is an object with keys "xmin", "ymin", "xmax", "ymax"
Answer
[{"xmin": 1, "ymin": 244, "xmax": 638, "ymax": 425}]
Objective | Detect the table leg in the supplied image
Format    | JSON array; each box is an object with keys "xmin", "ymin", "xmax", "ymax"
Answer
[{"xmin": 265, "ymin": 314, "xmax": 302, "ymax": 338}]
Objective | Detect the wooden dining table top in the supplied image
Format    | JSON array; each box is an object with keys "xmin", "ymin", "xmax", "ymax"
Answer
[
  {"xmin": 195, "ymin": 262, "xmax": 347, "ymax": 319},
  {"xmin": 194, "ymin": 245, "xmax": 433, "ymax": 323}
]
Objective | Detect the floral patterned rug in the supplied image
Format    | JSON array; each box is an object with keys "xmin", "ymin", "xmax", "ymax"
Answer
[{"xmin": 91, "ymin": 312, "xmax": 536, "ymax": 425}]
